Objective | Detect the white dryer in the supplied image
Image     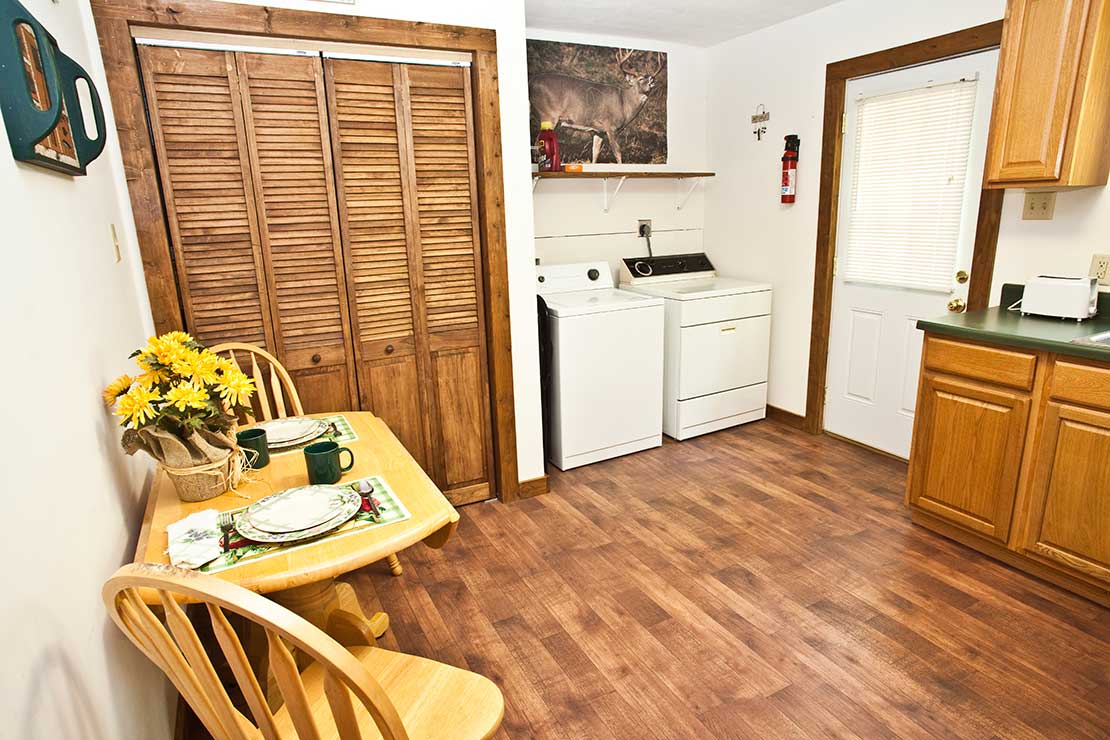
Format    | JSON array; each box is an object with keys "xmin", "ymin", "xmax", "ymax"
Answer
[
  {"xmin": 537, "ymin": 262, "xmax": 664, "ymax": 470},
  {"xmin": 620, "ymin": 253, "xmax": 772, "ymax": 440}
]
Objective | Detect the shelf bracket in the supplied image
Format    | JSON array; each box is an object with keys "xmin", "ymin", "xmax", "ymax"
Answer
[
  {"xmin": 532, "ymin": 175, "xmax": 540, "ymax": 192},
  {"xmin": 602, "ymin": 176, "xmax": 627, "ymax": 213},
  {"xmin": 676, "ymin": 178, "xmax": 700, "ymax": 210}
]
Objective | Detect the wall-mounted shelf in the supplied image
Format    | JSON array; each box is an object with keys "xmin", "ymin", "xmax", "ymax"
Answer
[{"xmin": 531, "ymin": 171, "xmax": 715, "ymax": 212}]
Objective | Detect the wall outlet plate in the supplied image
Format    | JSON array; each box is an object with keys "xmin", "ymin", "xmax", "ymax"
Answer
[
  {"xmin": 1090, "ymin": 253, "xmax": 1110, "ymax": 286},
  {"xmin": 1022, "ymin": 191, "xmax": 1056, "ymax": 220}
]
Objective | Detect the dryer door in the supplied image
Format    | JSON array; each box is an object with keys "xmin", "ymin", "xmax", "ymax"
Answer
[{"xmin": 678, "ymin": 316, "xmax": 770, "ymax": 400}]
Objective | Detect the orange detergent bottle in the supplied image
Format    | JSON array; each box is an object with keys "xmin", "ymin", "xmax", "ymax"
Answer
[{"xmin": 535, "ymin": 121, "xmax": 561, "ymax": 172}]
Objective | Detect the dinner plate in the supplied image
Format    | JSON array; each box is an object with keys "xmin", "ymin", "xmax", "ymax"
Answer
[
  {"xmin": 255, "ymin": 417, "xmax": 330, "ymax": 447},
  {"xmin": 236, "ymin": 488, "xmax": 361, "ymax": 543},
  {"xmin": 244, "ymin": 485, "xmax": 359, "ymax": 533}
]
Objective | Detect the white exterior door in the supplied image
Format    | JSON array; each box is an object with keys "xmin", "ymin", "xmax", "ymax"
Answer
[{"xmin": 825, "ymin": 50, "xmax": 998, "ymax": 458}]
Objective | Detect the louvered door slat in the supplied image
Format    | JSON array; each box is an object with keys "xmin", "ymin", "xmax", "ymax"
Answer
[
  {"xmin": 138, "ymin": 46, "xmax": 274, "ymax": 350},
  {"xmin": 326, "ymin": 58, "xmax": 428, "ymax": 468},
  {"xmin": 237, "ymin": 53, "xmax": 357, "ymax": 413}
]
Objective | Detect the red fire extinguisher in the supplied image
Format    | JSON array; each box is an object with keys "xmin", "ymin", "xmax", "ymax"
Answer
[{"xmin": 781, "ymin": 134, "xmax": 800, "ymax": 204}]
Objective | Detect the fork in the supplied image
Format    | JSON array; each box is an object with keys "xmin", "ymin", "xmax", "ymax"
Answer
[{"xmin": 218, "ymin": 511, "xmax": 235, "ymax": 553}]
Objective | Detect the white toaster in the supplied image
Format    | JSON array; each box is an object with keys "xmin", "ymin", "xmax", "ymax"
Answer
[{"xmin": 1021, "ymin": 276, "xmax": 1098, "ymax": 321}]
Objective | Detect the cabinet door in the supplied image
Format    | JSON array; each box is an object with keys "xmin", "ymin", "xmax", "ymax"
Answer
[
  {"xmin": 137, "ymin": 46, "xmax": 275, "ymax": 351},
  {"xmin": 908, "ymin": 372, "xmax": 1030, "ymax": 542},
  {"xmin": 986, "ymin": 0, "xmax": 1092, "ymax": 183},
  {"xmin": 1024, "ymin": 402, "xmax": 1110, "ymax": 584},
  {"xmin": 235, "ymin": 53, "xmax": 358, "ymax": 413},
  {"xmin": 403, "ymin": 64, "xmax": 493, "ymax": 503},
  {"xmin": 324, "ymin": 58, "xmax": 428, "ymax": 469}
]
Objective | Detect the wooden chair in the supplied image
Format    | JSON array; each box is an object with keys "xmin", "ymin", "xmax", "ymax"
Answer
[
  {"xmin": 210, "ymin": 342, "xmax": 304, "ymax": 423},
  {"xmin": 104, "ymin": 563, "xmax": 504, "ymax": 740},
  {"xmin": 211, "ymin": 342, "xmax": 402, "ymax": 578}
]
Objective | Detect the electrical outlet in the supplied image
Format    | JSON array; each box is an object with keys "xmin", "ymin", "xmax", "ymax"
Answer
[
  {"xmin": 1090, "ymin": 253, "xmax": 1110, "ymax": 286},
  {"xmin": 638, "ymin": 218, "xmax": 652, "ymax": 236},
  {"xmin": 1022, "ymin": 191, "xmax": 1056, "ymax": 220}
]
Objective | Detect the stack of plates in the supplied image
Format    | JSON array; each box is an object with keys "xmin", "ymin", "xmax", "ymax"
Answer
[
  {"xmin": 253, "ymin": 417, "xmax": 330, "ymax": 450},
  {"xmin": 235, "ymin": 485, "xmax": 361, "ymax": 544}
]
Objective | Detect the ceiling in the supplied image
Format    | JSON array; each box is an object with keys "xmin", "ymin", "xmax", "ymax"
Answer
[{"xmin": 525, "ymin": 0, "xmax": 843, "ymax": 46}]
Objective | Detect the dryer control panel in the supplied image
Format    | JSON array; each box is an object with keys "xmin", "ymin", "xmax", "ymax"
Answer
[{"xmin": 619, "ymin": 252, "xmax": 716, "ymax": 284}]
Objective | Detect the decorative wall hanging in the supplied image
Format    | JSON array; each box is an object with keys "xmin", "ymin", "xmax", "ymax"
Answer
[
  {"xmin": 527, "ymin": 39, "xmax": 667, "ymax": 165},
  {"xmin": 1, "ymin": 0, "xmax": 106, "ymax": 175},
  {"xmin": 751, "ymin": 104, "xmax": 770, "ymax": 141}
]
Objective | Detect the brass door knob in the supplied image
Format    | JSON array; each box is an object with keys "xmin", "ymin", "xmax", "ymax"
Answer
[
  {"xmin": 955, "ymin": 270, "xmax": 969, "ymax": 284},
  {"xmin": 947, "ymin": 297, "xmax": 967, "ymax": 313}
]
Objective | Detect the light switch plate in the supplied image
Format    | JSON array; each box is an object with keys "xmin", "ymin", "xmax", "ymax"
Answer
[
  {"xmin": 1090, "ymin": 254, "xmax": 1110, "ymax": 286},
  {"xmin": 1022, "ymin": 191, "xmax": 1056, "ymax": 220}
]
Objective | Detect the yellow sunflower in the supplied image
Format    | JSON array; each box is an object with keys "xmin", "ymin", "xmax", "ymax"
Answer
[
  {"xmin": 160, "ymin": 330, "xmax": 194, "ymax": 345},
  {"xmin": 115, "ymin": 384, "xmax": 162, "ymax": 427},
  {"xmin": 165, "ymin": 380, "xmax": 210, "ymax": 412},
  {"xmin": 171, "ymin": 349, "xmax": 221, "ymax": 386},
  {"xmin": 142, "ymin": 335, "xmax": 189, "ymax": 368},
  {"xmin": 102, "ymin": 374, "xmax": 133, "ymax": 407},
  {"xmin": 216, "ymin": 369, "xmax": 255, "ymax": 407}
]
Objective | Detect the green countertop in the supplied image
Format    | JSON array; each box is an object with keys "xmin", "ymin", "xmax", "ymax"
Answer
[{"xmin": 918, "ymin": 305, "xmax": 1110, "ymax": 362}]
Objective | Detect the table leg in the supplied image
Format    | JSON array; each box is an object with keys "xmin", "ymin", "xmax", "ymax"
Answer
[
  {"xmin": 270, "ymin": 578, "xmax": 389, "ymax": 640},
  {"xmin": 386, "ymin": 553, "xmax": 403, "ymax": 576}
]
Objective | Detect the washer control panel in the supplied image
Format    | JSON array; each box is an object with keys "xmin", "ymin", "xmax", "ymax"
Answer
[{"xmin": 620, "ymin": 253, "xmax": 716, "ymax": 284}]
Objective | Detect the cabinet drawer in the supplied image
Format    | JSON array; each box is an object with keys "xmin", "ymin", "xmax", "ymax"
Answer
[
  {"xmin": 1049, "ymin": 360, "xmax": 1110, "ymax": 411},
  {"xmin": 923, "ymin": 336, "xmax": 1037, "ymax": 390},
  {"xmin": 679, "ymin": 290, "xmax": 771, "ymax": 327}
]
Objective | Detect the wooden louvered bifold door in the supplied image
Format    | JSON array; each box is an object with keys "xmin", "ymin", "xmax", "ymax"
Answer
[
  {"xmin": 402, "ymin": 65, "xmax": 493, "ymax": 503},
  {"xmin": 324, "ymin": 58, "xmax": 429, "ymax": 470},
  {"xmin": 236, "ymin": 53, "xmax": 358, "ymax": 413},
  {"xmin": 138, "ymin": 46, "xmax": 275, "ymax": 352}
]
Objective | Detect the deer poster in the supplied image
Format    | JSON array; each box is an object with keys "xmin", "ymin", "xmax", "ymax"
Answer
[{"xmin": 527, "ymin": 40, "xmax": 667, "ymax": 165}]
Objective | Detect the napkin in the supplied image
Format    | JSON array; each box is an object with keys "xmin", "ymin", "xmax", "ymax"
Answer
[{"xmin": 166, "ymin": 509, "xmax": 222, "ymax": 570}]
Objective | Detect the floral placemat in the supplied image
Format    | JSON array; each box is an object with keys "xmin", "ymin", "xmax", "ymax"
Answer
[
  {"xmin": 169, "ymin": 475, "xmax": 411, "ymax": 575},
  {"xmin": 268, "ymin": 414, "xmax": 358, "ymax": 456}
]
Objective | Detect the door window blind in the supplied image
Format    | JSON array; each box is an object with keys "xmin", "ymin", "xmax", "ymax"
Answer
[{"xmin": 842, "ymin": 79, "xmax": 978, "ymax": 292}]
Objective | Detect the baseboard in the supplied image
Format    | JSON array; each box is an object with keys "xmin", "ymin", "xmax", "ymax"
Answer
[
  {"xmin": 765, "ymin": 404, "xmax": 806, "ymax": 430},
  {"xmin": 518, "ymin": 475, "xmax": 549, "ymax": 499}
]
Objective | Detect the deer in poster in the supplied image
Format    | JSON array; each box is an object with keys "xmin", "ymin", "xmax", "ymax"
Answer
[{"xmin": 529, "ymin": 49, "xmax": 664, "ymax": 164}]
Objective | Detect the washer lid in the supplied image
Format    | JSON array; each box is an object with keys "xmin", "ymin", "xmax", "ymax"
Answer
[
  {"xmin": 542, "ymin": 288, "xmax": 663, "ymax": 318},
  {"xmin": 624, "ymin": 276, "xmax": 772, "ymax": 300}
]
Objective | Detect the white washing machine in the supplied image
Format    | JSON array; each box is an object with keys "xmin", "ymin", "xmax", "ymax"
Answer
[
  {"xmin": 620, "ymin": 253, "xmax": 771, "ymax": 440},
  {"xmin": 537, "ymin": 261, "xmax": 664, "ymax": 470}
]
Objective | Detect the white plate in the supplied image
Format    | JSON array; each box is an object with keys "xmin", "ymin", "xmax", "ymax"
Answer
[
  {"xmin": 244, "ymin": 485, "xmax": 357, "ymax": 534},
  {"xmin": 255, "ymin": 417, "xmax": 329, "ymax": 447},
  {"xmin": 234, "ymin": 502, "xmax": 358, "ymax": 544}
]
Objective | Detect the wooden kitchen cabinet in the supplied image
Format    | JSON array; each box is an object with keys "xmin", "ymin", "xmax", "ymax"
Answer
[
  {"xmin": 908, "ymin": 371, "xmax": 1030, "ymax": 543},
  {"xmin": 907, "ymin": 334, "xmax": 1110, "ymax": 606},
  {"xmin": 984, "ymin": 0, "xmax": 1110, "ymax": 188},
  {"xmin": 1023, "ymin": 401, "xmax": 1110, "ymax": 585}
]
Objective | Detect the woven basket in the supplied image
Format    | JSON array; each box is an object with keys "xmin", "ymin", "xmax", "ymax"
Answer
[{"xmin": 159, "ymin": 448, "xmax": 240, "ymax": 503}]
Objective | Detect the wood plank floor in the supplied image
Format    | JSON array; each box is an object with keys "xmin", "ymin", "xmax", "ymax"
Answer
[{"xmin": 350, "ymin": 419, "xmax": 1110, "ymax": 739}]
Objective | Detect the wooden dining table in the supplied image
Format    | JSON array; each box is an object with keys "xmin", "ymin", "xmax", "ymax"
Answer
[{"xmin": 133, "ymin": 411, "xmax": 460, "ymax": 638}]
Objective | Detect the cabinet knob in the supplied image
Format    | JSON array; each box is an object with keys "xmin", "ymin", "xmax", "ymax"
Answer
[
  {"xmin": 385, "ymin": 344, "xmax": 394, "ymax": 355},
  {"xmin": 311, "ymin": 353, "xmax": 322, "ymax": 364}
]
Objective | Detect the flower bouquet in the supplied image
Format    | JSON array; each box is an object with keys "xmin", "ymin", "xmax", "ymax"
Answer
[{"xmin": 104, "ymin": 332, "xmax": 256, "ymax": 502}]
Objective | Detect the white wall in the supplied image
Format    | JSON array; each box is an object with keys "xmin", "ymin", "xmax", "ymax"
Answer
[
  {"xmin": 528, "ymin": 28, "xmax": 709, "ymax": 281},
  {"xmin": 704, "ymin": 0, "xmax": 1007, "ymax": 415},
  {"xmin": 992, "ymin": 187, "xmax": 1110, "ymax": 303},
  {"xmin": 0, "ymin": 1, "xmax": 176, "ymax": 737}
]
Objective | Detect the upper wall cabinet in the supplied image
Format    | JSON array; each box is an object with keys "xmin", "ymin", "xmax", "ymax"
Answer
[{"xmin": 984, "ymin": 0, "xmax": 1110, "ymax": 188}]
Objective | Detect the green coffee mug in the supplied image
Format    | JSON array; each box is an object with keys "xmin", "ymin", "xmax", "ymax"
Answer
[
  {"xmin": 304, "ymin": 440, "xmax": 354, "ymax": 484},
  {"xmin": 236, "ymin": 428, "xmax": 269, "ymax": 469}
]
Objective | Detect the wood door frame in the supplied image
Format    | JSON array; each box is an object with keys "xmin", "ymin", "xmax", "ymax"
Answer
[
  {"xmin": 804, "ymin": 20, "xmax": 1005, "ymax": 435},
  {"xmin": 90, "ymin": 0, "xmax": 522, "ymax": 501}
]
